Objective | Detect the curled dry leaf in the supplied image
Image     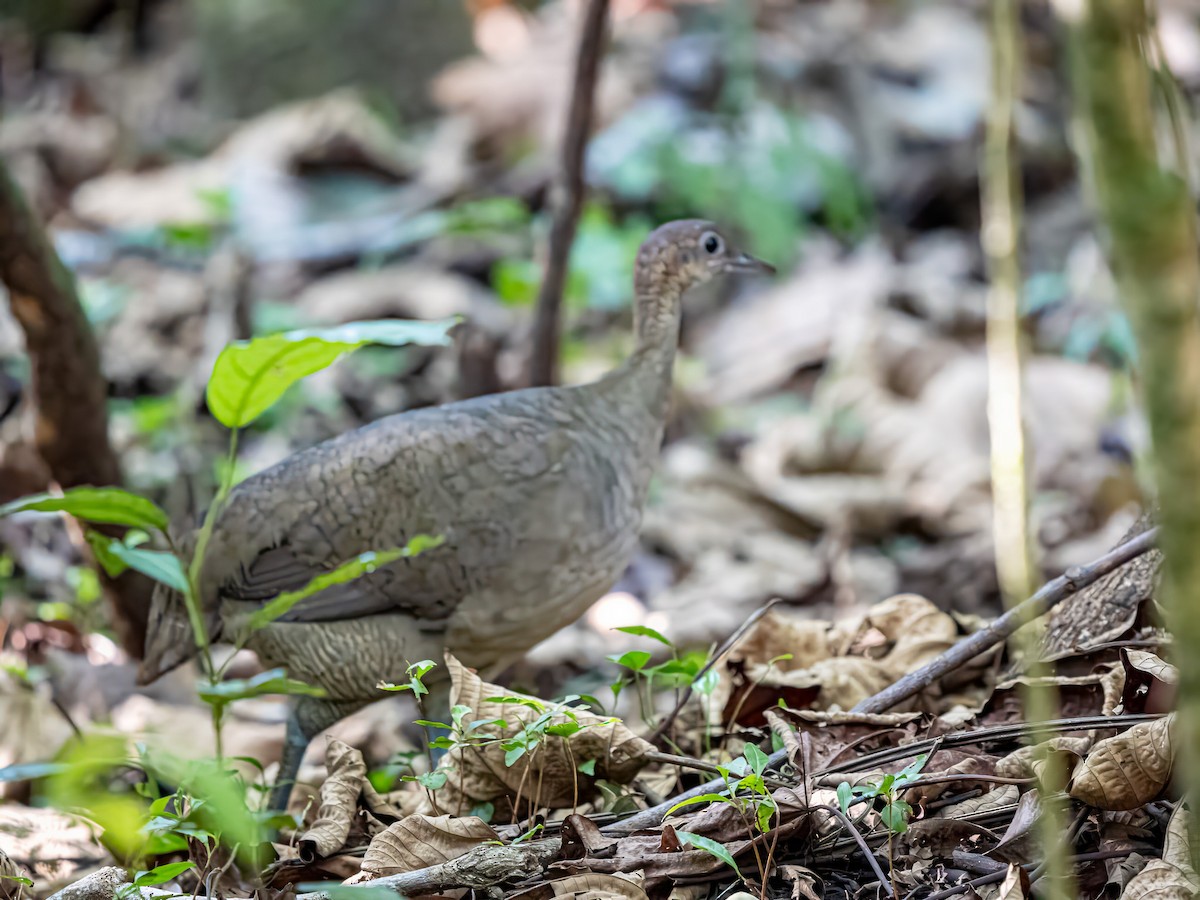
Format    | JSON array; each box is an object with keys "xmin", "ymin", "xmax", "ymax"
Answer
[
  {"xmin": 412, "ymin": 655, "xmax": 653, "ymax": 817},
  {"xmin": 994, "ymin": 736, "xmax": 1091, "ymax": 783},
  {"xmin": 712, "ymin": 594, "xmax": 962, "ymax": 727},
  {"xmin": 1068, "ymin": 715, "xmax": 1174, "ymax": 810},
  {"xmin": 298, "ymin": 739, "xmax": 368, "ymax": 862},
  {"xmin": 1121, "ymin": 650, "xmax": 1178, "ymax": 715},
  {"xmin": 1161, "ymin": 803, "xmax": 1198, "ymax": 884},
  {"xmin": 777, "ymin": 864, "xmax": 824, "ymax": 900},
  {"xmin": 361, "ymin": 814, "xmax": 500, "ymax": 878},
  {"xmin": 936, "ymin": 782, "xmax": 1020, "ymax": 821}
]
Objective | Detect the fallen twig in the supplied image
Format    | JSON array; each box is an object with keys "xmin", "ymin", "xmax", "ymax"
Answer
[
  {"xmin": 526, "ymin": 0, "xmax": 610, "ymax": 386},
  {"xmin": 851, "ymin": 526, "xmax": 1159, "ymax": 715}
]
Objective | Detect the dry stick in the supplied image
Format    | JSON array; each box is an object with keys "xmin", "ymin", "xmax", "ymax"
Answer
[
  {"xmin": 851, "ymin": 526, "xmax": 1159, "ymax": 715},
  {"xmin": 812, "ymin": 805, "xmax": 893, "ymax": 896},
  {"xmin": 526, "ymin": 0, "xmax": 610, "ymax": 387}
]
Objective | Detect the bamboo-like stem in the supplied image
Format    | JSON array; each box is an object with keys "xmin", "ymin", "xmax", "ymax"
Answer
[
  {"xmin": 981, "ymin": 2, "xmax": 1072, "ymax": 895},
  {"xmin": 1060, "ymin": 0, "xmax": 1200, "ymax": 874}
]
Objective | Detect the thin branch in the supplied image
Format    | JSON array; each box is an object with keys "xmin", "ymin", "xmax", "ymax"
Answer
[
  {"xmin": 526, "ymin": 0, "xmax": 610, "ymax": 387},
  {"xmin": 851, "ymin": 526, "xmax": 1158, "ymax": 715},
  {"xmin": 812, "ymin": 805, "xmax": 893, "ymax": 896}
]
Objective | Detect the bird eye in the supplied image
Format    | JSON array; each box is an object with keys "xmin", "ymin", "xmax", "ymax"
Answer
[{"xmin": 701, "ymin": 232, "xmax": 723, "ymax": 255}]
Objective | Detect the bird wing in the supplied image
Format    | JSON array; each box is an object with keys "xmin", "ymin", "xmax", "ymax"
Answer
[{"xmin": 202, "ymin": 391, "xmax": 577, "ymax": 626}]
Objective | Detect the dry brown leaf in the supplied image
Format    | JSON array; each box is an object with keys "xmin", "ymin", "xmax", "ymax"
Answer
[
  {"xmin": 1069, "ymin": 715, "xmax": 1174, "ymax": 810},
  {"xmin": 412, "ymin": 655, "xmax": 653, "ymax": 817},
  {"xmin": 1161, "ymin": 804, "xmax": 1198, "ymax": 883},
  {"xmin": 298, "ymin": 739, "xmax": 369, "ymax": 862},
  {"xmin": 509, "ymin": 873, "xmax": 648, "ymax": 900},
  {"xmin": 997, "ymin": 864, "xmax": 1031, "ymax": 899},
  {"xmin": 361, "ymin": 814, "xmax": 500, "ymax": 878},
  {"xmin": 713, "ymin": 594, "xmax": 962, "ymax": 726},
  {"xmin": 936, "ymin": 783, "xmax": 1020, "ymax": 820},
  {"xmin": 777, "ymin": 864, "xmax": 824, "ymax": 900},
  {"xmin": 994, "ymin": 736, "xmax": 1091, "ymax": 782},
  {"xmin": 1121, "ymin": 860, "xmax": 1199, "ymax": 900},
  {"xmin": 1121, "ymin": 650, "xmax": 1179, "ymax": 715}
]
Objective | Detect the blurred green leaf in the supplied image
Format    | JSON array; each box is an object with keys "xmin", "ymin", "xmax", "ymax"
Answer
[
  {"xmin": 206, "ymin": 318, "xmax": 459, "ymax": 428},
  {"xmin": 133, "ymin": 861, "xmax": 195, "ymax": 887},
  {"xmin": 0, "ymin": 487, "xmax": 168, "ymax": 532},
  {"xmin": 247, "ymin": 538, "xmax": 442, "ymax": 631},
  {"xmin": 613, "ymin": 625, "xmax": 672, "ymax": 647},
  {"xmin": 197, "ymin": 667, "xmax": 325, "ymax": 704},
  {"xmin": 103, "ymin": 544, "xmax": 188, "ymax": 593},
  {"xmin": 607, "ymin": 650, "xmax": 652, "ymax": 672}
]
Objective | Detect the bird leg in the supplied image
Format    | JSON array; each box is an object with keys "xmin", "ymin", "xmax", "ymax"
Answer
[{"xmin": 268, "ymin": 696, "xmax": 362, "ymax": 813}]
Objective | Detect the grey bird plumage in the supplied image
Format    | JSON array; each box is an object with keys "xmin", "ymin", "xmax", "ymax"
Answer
[{"xmin": 138, "ymin": 220, "xmax": 773, "ymax": 811}]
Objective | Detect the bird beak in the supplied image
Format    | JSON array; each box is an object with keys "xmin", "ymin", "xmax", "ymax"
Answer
[{"xmin": 726, "ymin": 252, "xmax": 776, "ymax": 276}]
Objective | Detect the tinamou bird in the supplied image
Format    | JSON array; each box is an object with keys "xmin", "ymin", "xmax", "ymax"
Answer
[{"xmin": 138, "ymin": 220, "xmax": 773, "ymax": 811}]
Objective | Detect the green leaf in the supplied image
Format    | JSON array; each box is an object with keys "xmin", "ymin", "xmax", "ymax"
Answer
[
  {"xmin": 247, "ymin": 538, "xmax": 443, "ymax": 630},
  {"xmin": 1, "ymin": 487, "xmax": 169, "ymax": 532},
  {"xmin": 417, "ymin": 771, "xmax": 447, "ymax": 790},
  {"xmin": 879, "ymin": 800, "xmax": 912, "ymax": 834},
  {"xmin": 836, "ymin": 782, "xmax": 853, "ymax": 814},
  {"xmin": 577, "ymin": 759, "xmax": 597, "ymax": 776},
  {"xmin": 743, "ymin": 743, "xmax": 769, "ymax": 777},
  {"xmin": 0, "ymin": 761, "xmax": 67, "ymax": 782},
  {"xmin": 103, "ymin": 544, "xmax": 188, "ymax": 592},
  {"xmin": 613, "ymin": 625, "xmax": 672, "ymax": 646},
  {"xmin": 546, "ymin": 722, "xmax": 582, "ymax": 738},
  {"xmin": 134, "ymin": 861, "xmax": 195, "ymax": 887},
  {"xmin": 206, "ymin": 318, "xmax": 459, "ymax": 428},
  {"xmin": 85, "ymin": 530, "xmax": 130, "ymax": 578},
  {"xmin": 692, "ymin": 668, "xmax": 720, "ymax": 696},
  {"xmin": 607, "ymin": 650, "xmax": 652, "ymax": 672},
  {"xmin": 664, "ymin": 793, "xmax": 732, "ymax": 817},
  {"xmin": 755, "ymin": 797, "xmax": 776, "ymax": 833},
  {"xmin": 197, "ymin": 668, "xmax": 325, "ymax": 704},
  {"xmin": 0, "ymin": 875, "xmax": 33, "ymax": 887},
  {"xmin": 894, "ymin": 753, "xmax": 929, "ymax": 786},
  {"xmin": 676, "ymin": 831, "xmax": 740, "ymax": 873}
]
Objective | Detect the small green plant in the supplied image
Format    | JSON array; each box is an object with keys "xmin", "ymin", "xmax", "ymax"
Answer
[
  {"xmin": 837, "ymin": 753, "xmax": 929, "ymax": 895},
  {"xmin": 665, "ymin": 742, "xmax": 780, "ymax": 894}
]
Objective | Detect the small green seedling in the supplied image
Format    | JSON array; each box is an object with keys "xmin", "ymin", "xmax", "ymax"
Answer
[{"xmin": 836, "ymin": 753, "xmax": 929, "ymax": 835}]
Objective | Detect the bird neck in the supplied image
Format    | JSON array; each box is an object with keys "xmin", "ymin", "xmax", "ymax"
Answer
[{"xmin": 622, "ymin": 281, "xmax": 684, "ymax": 415}]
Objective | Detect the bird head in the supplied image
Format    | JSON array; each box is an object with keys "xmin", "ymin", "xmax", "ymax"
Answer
[{"xmin": 634, "ymin": 219, "xmax": 774, "ymax": 297}]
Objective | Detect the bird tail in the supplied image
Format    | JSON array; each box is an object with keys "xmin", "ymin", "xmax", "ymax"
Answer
[{"xmin": 136, "ymin": 579, "xmax": 219, "ymax": 685}]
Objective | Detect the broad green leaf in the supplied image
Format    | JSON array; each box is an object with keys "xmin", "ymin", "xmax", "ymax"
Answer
[
  {"xmin": 676, "ymin": 831, "xmax": 740, "ymax": 873},
  {"xmin": 134, "ymin": 862, "xmax": 195, "ymax": 887},
  {"xmin": 206, "ymin": 317, "xmax": 458, "ymax": 427},
  {"xmin": 578, "ymin": 759, "xmax": 597, "ymax": 776},
  {"xmin": 1, "ymin": 875, "xmax": 33, "ymax": 887},
  {"xmin": 247, "ymin": 537, "xmax": 443, "ymax": 631},
  {"xmin": 608, "ymin": 650, "xmax": 652, "ymax": 672},
  {"xmin": 743, "ymin": 743, "xmax": 769, "ymax": 777},
  {"xmin": 895, "ymin": 753, "xmax": 929, "ymax": 785},
  {"xmin": 1, "ymin": 486, "xmax": 169, "ymax": 532},
  {"xmin": 546, "ymin": 722, "xmax": 582, "ymax": 738},
  {"xmin": 614, "ymin": 625, "xmax": 672, "ymax": 646},
  {"xmin": 836, "ymin": 782, "xmax": 853, "ymax": 814},
  {"xmin": 879, "ymin": 800, "xmax": 912, "ymax": 834},
  {"xmin": 197, "ymin": 667, "xmax": 325, "ymax": 704},
  {"xmin": 104, "ymin": 544, "xmax": 188, "ymax": 592},
  {"xmin": 665, "ymin": 793, "xmax": 732, "ymax": 817},
  {"xmin": 692, "ymin": 668, "xmax": 720, "ymax": 695}
]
